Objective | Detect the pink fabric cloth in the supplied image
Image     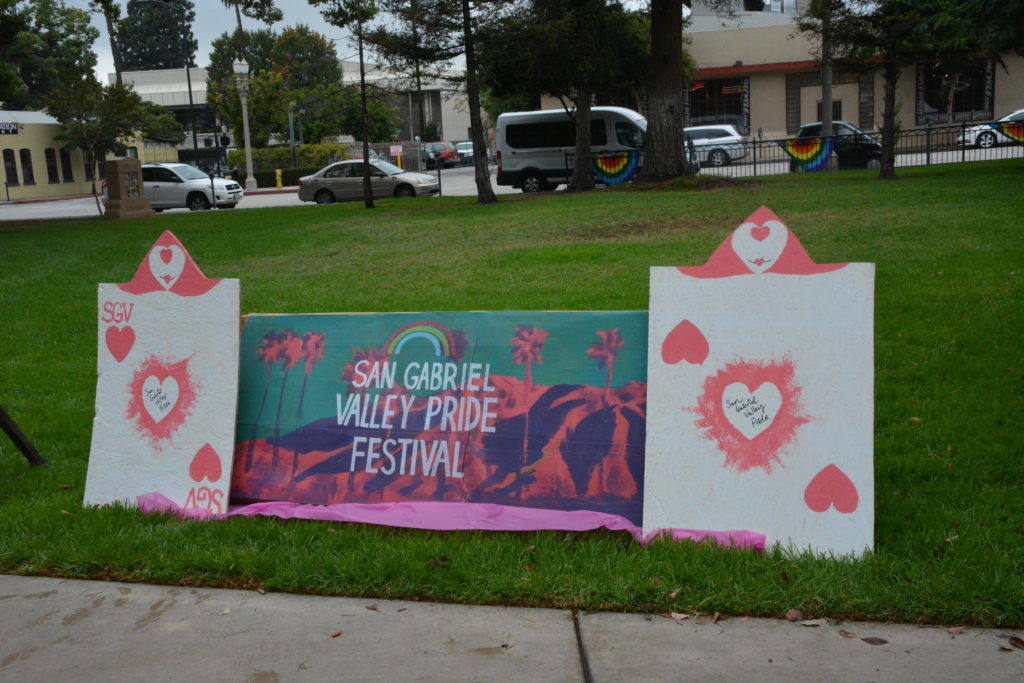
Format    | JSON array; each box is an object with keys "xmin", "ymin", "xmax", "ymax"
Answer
[{"xmin": 136, "ymin": 492, "xmax": 764, "ymax": 550}]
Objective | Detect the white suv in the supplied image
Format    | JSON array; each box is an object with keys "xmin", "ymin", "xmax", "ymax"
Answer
[
  {"xmin": 684, "ymin": 125, "xmax": 748, "ymax": 167},
  {"xmin": 141, "ymin": 162, "xmax": 244, "ymax": 211}
]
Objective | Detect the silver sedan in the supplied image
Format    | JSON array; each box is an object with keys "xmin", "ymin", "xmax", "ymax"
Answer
[{"xmin": 297, "ymin": 159, "xmax": 439, "ymax": 204}]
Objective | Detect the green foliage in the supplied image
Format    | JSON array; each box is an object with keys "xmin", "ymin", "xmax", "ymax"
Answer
[
  {"xmin": 226, "ymin": 142, "xmax": 353, "ymax": 170},
  {"xmin": 271, "ymin": 24, "xmax": 341, "ymax": 92},
  {"xmin": 0, "ymin": 0, "xmax": 99, "ymax": 110},
  {"xmin": 219, "ymin": 0, "xmax": 282, "ymax": 25},
  {"xmin": 119, "ymin": 0, "xmax": 198, "ymax": 70}
]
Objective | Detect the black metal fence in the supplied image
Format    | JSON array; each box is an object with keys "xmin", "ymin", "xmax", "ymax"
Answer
[{"xmin": 691, "ymin": 122, "xmax": 1023, "ymax": 179}]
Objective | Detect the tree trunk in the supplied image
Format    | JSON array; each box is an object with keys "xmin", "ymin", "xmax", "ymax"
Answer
[
  {"xmin": 639, "ymin": 0, "xmax": 686, "ymax": 181},
  {"xmin": 879, "ymin": 54, "xmax": 899, "ymax": 179},
  {"xmin": 358, "ymin": 23, "xmax": 376, "ymax": 209},
  {"xmin": 101, "ymin": 5, "xmax": 125, "ymax": 88},
  {"xmin": 461, "ymin": 0, "xmax": 497, "ymax": 204},
  {"xmin": 820, "ymin": 9, "xmax": 833, "ymax": 137},
  {"xmin": 572, "ymin": 84, "xmax": 595, "ymax": 192}
]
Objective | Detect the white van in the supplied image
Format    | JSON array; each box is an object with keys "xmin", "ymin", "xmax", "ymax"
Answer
[{"xmin": 496, "ymin": 106, "xmax": 650, "ymax": 192}]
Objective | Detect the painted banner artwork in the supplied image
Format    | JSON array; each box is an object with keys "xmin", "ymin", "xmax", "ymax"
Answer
[
  {"xmin": 592, "ymin": 152, "xmax": 641, "ymax": 185},
  {"xmin": 232, "ymin": 312, "xmax": 648, "ymax": 525},
  {"xmin": 84, "ymin": 231, "xmax": 240, "ymax": 512},
  {"xmin": 992, "ymin": 121, "xmax": 1024, "ymax": 144},
  {"xmin": 778, "ymin": 137, "xmax": 835, "ymax": 171},
  {"xmin": 644, "ymin": 206, "xmax": 875, "ymax": 555}
]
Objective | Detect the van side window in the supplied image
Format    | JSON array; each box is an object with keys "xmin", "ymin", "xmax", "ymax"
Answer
[
  {"xmin": 506, "ymin": 118, "xmax": 608, "ymax": 148},
  {"xmin": 615, "ymin": 122, "xmax": 644, "ymax": 148}
]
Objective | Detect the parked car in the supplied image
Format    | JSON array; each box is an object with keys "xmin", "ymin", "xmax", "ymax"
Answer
[
  {"xmin": 454, "ymin": 140, "xmax": 474, "ymax": 165},
  {"xmin": 297, "ymin": 159, "xmax": 438, "ymax": 204},
  {"xmin": 140, "ymin": 162, "xmax": 243, "ymax": 211},
  {"xmin": 957, "ymin": 109, "xmax": 1024, "ymax": 148},
  {"xmin": 793, "ymin": 121, "xmax": 881, "ymax": 170},
  {"xmin": 684, "ymin": 124, "xmax": 748, "ymax": 167},
  {"xmin": 421, "ymin": 141, "xmax": 458, "ymax": 169}
]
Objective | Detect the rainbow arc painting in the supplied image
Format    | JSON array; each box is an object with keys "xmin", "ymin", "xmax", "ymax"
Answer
[{"xmin": 777, "ymin": 137, "xmax": 835, "ymax": 172}]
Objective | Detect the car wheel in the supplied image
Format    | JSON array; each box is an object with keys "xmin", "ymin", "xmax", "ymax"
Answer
[
  {"xmin": 187, "ymin": 193, "xmax": 211, "ymax": 211},
  {"xmin": 153, "ymin": 208, "xmax": 165, "ymax": 213},
  {"xmin": 394, "ymin": 184, "xmax": 416, "ymax": 198},
  {"xmin": 865, "ymin": 157, "xmax": 882, "ymax": 170},
  {"xmin": 977, "ymin": 131, "xmax": 996, "ymax": 149},
  {"xmin": 521, "ymin": 172, "xmax": 545, "ymax": 193},
  {"xmin": 707, "ymin": 149, "xmax": 730, "ymax": 167},
  {"xmin": 315, "ymin": 189, "xmax": 335, "ymax": 204}
]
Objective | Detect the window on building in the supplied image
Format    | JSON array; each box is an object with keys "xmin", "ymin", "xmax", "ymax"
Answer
[
  {"xmin": 3, "ymin": 149, "xmax": 18, "ymax": 185},
  {"xmin": 816, "ymin": 100, "xmax": 843, "ymax": 123},
  {"xmin": 19, "ymin": 149, "xmax": 35, "ymax": 185},
  {"xmin": 59, "ymin": 149, "xmax": 74, "ymax": 182},
  {"xmin": 686, "ymin": 78, "xmax": 750, "ymax": 134},
  {"xmin": 45, "ymin": 148, "xmax": 60, "ymax": 183},
  {"xmin": 916, "ymin": 59, "xmax": 994, "ymax": 125}
]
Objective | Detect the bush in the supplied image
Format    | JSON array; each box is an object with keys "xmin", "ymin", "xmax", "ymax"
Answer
[
  {"xmin": 230, "ymin": 166, "xmax": 321, "ymax": 189},
  {"xmin": 227, "ymin": 143, "xmax": 353, "ymax": 171}
]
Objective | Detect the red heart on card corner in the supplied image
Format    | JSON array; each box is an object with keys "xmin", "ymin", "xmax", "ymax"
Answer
[
  {"xmin": 804, "ymin": 464, "xmax": 858, "ymax": 514},
  {"xmin": 751, "ymin": 225, "xmax": 771, "ymax": 241},
  {"xmin": 105, "ymin": 325, "xmax": 135, "ymax": 363},
  {"xmin": 189, "ymin": 444, "xmax": 222, "ymax": 483},
  {"xmin": 661, "ymin": 319, "xmax": 709, "ymax": 366}
]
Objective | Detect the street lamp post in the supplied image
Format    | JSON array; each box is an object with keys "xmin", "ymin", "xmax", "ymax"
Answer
[{"xmin": 232, "ymin": 59, "xmax": 258, "ymax": 193}]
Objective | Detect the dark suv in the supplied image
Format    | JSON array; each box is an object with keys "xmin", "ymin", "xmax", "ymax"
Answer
[{"xmin": 793, "ymin": 121, "xmax": 881, "ymax": 171}]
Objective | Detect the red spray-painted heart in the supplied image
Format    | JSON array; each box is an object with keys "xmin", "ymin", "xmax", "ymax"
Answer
[
  {"xmin": 189, "ymin": 443, "xmax": 222, "ymax": 483},
  {"xmin": 661, "ymin": 319, "xmax": 709, "ymax": 365},
  {"xmin": 105, "ymin": 325, "xmax": 135, "ymax": 363},
  {"xmin": 751, "ymin": 225, "xmax": 771, "ymax": 241},
  {"xmin": 804, "ymin": 464, "xmax": 858, "ymax": 514}
]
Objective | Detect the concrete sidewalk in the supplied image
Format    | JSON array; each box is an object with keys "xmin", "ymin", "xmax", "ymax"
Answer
[{"xmin": 1, "ymin": 575, "xmax": 1021, "ymax": 682}]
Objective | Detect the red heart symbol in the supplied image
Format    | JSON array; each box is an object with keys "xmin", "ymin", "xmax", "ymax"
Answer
[
  {"xmin": 661, "ymin": 319, "xmax": 709, "ymax": 365},
  {"xmin": 105, "ymin": 325, "xmax": 135, "ymax": 363},
  {"xmin": 160, "ymin": 247, "xmax": 174, "ymax": 264},
  {"xmin": 189, "ymin": 443, "xmax": 222, "ymax": 483},
  {"xmin": 751, "ymin": 225, "xmax": 771, "ymax": 241},
  {"xmin": 804, "ymin": 464, "xmax": 858, "ymax": 514}
]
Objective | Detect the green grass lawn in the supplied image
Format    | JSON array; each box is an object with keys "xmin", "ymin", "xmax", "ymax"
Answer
[{"xmin": 1, "ymin": 161, "xmax": 1022, "ymax": 627}]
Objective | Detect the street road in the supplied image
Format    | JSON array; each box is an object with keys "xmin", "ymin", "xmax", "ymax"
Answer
[{"xmin": 0, "ymin": 165, "xmax": 518, "ymax": 223}]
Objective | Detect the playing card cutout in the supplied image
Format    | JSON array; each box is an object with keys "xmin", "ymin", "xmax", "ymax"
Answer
[
  {"xmin": 189, "ymin": 443, "xmax": 222, "ymax": 483},
  {"xmin": 646, "ymin": 207, "xmax": 874, "ymax": 556},
  {"xmin": 804, "ymin": 464, "xmax": 858, "ymax": 514},
  {"xmin": 105, "ymin": 325, "xmax": 135, "ymax": 362},
  {"xmin": 661, "ymin": 319, "xmax": 709, "ymax": 365},
  {"xmin": 118, "ymin": 231, "xmax": 221, "ymax": 297},
  {"xmin": 85, "ymin": 231, "xmax": 240, "ymax": 510}
]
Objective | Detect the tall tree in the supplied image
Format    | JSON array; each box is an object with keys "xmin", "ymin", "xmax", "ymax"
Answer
[
  {"xmin": 44, "ymin": 80, "xmax": 181, "ymax": 213},
  {"xmin": 0, "ymin": 0, "xmax": 99, "ymax": 110},
  {"xmin": 309, "ymin": 0, "xmax": 380, "ymax": 209},
  {"xmin": 89, "ymin": 0, "xmax": 126, "ymax": 86},
  {"xmin": 271, "ymin": 24, "xmax": 342, "ymax": 92},
  {"xmin": 639, "ymin": 0, "xmax": 687, "ymax": 181},
  {"xmin": 219, "ymin": 0, "xmax": 282, "ymax": 58},
  {"xmin": 479, "ymin": 0, "xmax": 648, "ymax": 192},
  {"xmin": 119, "ymin": 0, "xmax": 198, "ymax": 70}
]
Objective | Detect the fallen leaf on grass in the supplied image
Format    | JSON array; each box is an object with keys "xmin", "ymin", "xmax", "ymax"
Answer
[
  {"xmin": 60, "ymin": 510, "xmax": 73, "ymax": 517},
  {"xmin": 667, "ymin": 589, "xmax": 680, "ymax": 599},
  {"xmin": 909, "ymin": 417, "xmax": 921, "ymax": 424},
  {"xmin": 653, "ymin": 577, "xmax": 663, "ymax": 585},
  {"xmin": 1008, "ymin": 636, "xmax": 1024, "ymax": 650},
  {"xmin": 329, "ymin": 631, "xmax": 343, "ymax": 638},
  {"xmin": 944, "ymin": 535, "xmax": 960, "ymax": 544},
  {"xmin": 255, "ymin": 588, "xmax": 266, "ymax": 595},
  {"xmin": 58, "ymin": 484, "xmax": 72, "ymax": 490},
  {"xmin": 712, "ymin": 612, "xmax": 724, "ymax": 624},
  {"xmin": 785, "ymin": 609, "xmax": 804, "ymax": 622},
  {"xmin": 365, "ymin": 604, "xmax": 378, "ymax": 611},
  {"xmin": 838, "ymin": 629, "xmax": 857, "ymax": 639},
  {"xmin": 669, "ymin": 612, "xmax": 689, "ymax": 623},
  {"xmin": 862, "ymin": 637, "xmax": 888, "ymax": 646},
  {"xmin": 802, "ymin": 618, "xmax": 829, "ymax": 627},
  {"xmin": 946, "ymin": 626, "xmax": 965, "ymax": 636}
]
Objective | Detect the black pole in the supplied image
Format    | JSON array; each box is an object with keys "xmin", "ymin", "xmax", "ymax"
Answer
[{"xmin": 0, "ymin": 404, "xmax": 45, "ymax": 466}]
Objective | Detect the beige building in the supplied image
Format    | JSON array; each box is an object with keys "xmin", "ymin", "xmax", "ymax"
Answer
[
  {"xmin": 0, "ymin": 110, "xmax": 176, "ymax": 203},
  {"xmin": 686, "ymin": 1, "xmax": 1024, "ymax": 139}
]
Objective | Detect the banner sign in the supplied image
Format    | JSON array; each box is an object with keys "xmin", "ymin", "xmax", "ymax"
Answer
[
  {"xmin": 643, "ymin": 206, "xmax": 874, "ymax": 555},
  {"xmin": 85, "ymin": 232, "xmax": 240, "ymax": 513},
  {"xmin": 777, "ymin": 137, "xmax": 834, "ymax": 171},
  {"xmin": 232, "ymin": 311, "xmax": 648, "ymax": 525}
]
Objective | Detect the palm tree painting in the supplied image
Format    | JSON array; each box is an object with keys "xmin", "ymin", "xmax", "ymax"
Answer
[
  {"xmin": 297, "ymin": 331, "xmax": 326, "ymax": 415},
  {"xmin": 587, "ymin": 328, "xmax": 625, "ymax": 402},
  {"xmin": 244, "ymin": 329, "xmax": 280, "ymax": 472},
  {"xmin": 271, "ymin": 329, "xmax": 304, "ymax": 470}
]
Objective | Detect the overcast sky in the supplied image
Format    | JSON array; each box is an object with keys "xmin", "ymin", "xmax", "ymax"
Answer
[{"xmin": 73, "ymin": 0, "xmax": 360, "ymax": 82}]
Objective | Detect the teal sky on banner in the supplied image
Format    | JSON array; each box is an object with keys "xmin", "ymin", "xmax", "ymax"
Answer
[{"xmin": 237, "ymin": 311, "xmax": 649, "ymax": 441}]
